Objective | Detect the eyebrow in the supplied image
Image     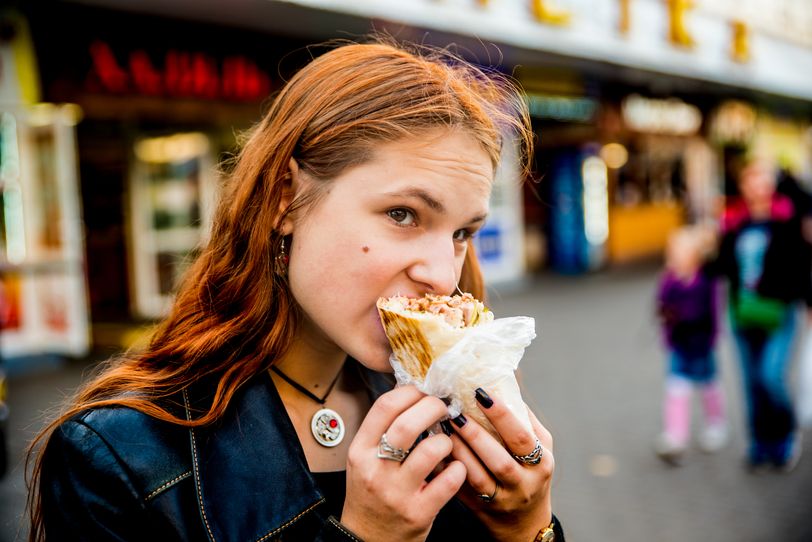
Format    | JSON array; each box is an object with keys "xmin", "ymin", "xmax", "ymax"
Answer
[
  {"xmin": 383, "ymin": 188, "xmax": 488, "ymax": 224},
  {"xmin": 385, "ymin": 188, "xmax": 446, "ymax": 213}
]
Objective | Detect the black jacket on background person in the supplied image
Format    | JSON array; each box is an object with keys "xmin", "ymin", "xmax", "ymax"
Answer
[
  {"xmin": 713, "ymin": 196, "xmax": 812, "ymax": 310},
  {"xmin": 40, "ymin": 360, "xmax": 565, "ymax": 541}
]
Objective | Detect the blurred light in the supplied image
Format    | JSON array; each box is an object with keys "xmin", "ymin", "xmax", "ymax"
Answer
[
  {"xmin": 525, "ymin": 93, "xmax": 598, "ymax": 123},
  {"xmin": 3, "ymin": 186, "xmax": 26, "ymax": 264},
  {"xmin": 709, "ymin": 100, "xmax": 756, "ymax": 144},
  {"xmin": 0, "ymin": 113, "xmax": 20, "ymax": 181},
  {"xmin": 622, "ymin": 94, "xmax": 702, "ymax": 135},
  {"xmin": 582, "ymin": 156, "xmax": 609, "ymax": 246},
  {"xmin": 60, "ymin": 103, "xmax": 84, "ymax": 126},
  {"xmin": 134, "ymin": 132, "xmax": 210, "ymax": 164},
  {"xmin": 599, "ymin": 143, "xmax": 628, "ymax": 169},
  {"xmin": 589, "ymin": 454, "xmax": 618, "ymax": 477},
  {"xmin": 27, "ymin": 103, "xmax": 57, "ymax": 127},
  {"xmin": 0, "ymin": 113, "xmax": 26, "ymax": 264}
]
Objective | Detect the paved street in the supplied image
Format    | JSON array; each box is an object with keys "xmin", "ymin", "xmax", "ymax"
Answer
[{"xmin": 2, "ymin": 264, "xmax": 811, "ymax": 541}]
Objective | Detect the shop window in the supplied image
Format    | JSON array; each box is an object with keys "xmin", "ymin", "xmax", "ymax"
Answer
[{"xmin": 129, "ymin": 132, "xmax": 216, "ymax": 318}]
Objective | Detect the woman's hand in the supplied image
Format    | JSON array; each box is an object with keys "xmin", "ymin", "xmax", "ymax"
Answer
[
  {"xmin": 447, "ymin": 388, "xmax": 554, "ymax": 542},
  {"xmin": 341, "ymin": 385, "xmax": 467, "ymax": 542}
]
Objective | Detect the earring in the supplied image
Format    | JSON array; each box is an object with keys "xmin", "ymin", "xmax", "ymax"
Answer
[{"xmin": 274, "ymin": 236, "xmax": 289, "ymax": 276}]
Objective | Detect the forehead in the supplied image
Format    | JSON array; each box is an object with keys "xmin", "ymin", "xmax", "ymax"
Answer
[
  {"xmin": 360, "ymin": 130, "xmax": 494, "ymax": 193},
  {"xmin": 740, "ymin": 161, "xmax": 775, "ymax": 181},
  {"xmin": 316, "ymin": 129, "xmax": 494, "ymax": 213}
]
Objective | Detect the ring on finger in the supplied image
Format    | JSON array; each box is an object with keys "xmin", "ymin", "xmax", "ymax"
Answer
[
  {"xmin": 477, "ymin": 481, "xmax": 499, "ymax": 503},
  {"xmin": 377, "ymin": 432, "xmax": 409, "ymax": 462},
  {"xmin": 512, "ymin": 438, "xmax": 543, "ymax": 466}
]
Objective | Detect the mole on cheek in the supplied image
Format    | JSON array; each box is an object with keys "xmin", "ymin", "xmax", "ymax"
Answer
[{"xmin": 362, "ymin": 246, "xmax": 370, "ymax": 253}]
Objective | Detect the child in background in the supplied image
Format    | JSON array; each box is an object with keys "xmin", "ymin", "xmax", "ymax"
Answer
[{"xmin": 655, "ymin": 226, "xmax": 728, "ymax": 465}]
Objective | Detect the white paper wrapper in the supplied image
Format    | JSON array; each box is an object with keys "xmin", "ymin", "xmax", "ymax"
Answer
[{"xmin": 390, "ymin": 316, "xmax": 536, "ymax": 439}]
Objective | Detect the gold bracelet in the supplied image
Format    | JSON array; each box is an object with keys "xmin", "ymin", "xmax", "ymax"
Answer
[{"xmin": 532, "ymin": 518, "xmax": 555, "ymax": 542}]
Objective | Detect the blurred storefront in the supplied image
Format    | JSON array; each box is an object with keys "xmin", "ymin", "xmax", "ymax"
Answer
[
  {"xmin": 1, "ymin": 10, "xmax": 90, "ymax": 360},
  {"xmin": 4, "ymin": 0, "xmax": 812, "ymax": 355},
  {"xmin": 6, "ymin": 3, "xmax": 314, "ymax": 351}
]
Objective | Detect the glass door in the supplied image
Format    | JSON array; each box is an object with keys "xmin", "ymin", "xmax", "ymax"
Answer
[
  {"xmin": 0, "ymin": 104, "xmax": 90, "ymax": 359},
  {"xmin": 128, "ymin": 132, "xmax": 217, "ymax": 318}
]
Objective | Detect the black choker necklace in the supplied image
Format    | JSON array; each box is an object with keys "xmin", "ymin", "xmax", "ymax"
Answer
[{"xmin": 271, "ymin": 363, "xmax": 346, "ymax": 448}]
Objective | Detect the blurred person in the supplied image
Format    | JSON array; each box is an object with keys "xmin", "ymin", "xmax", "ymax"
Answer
[
  {"xmin": 716, "ymin": 157, "xmax": 812, "ymax": 472},
  {"xmin": 776, "ymin": 167, "xmax": 812, "ymax": 245},
  {"xmin": 25, "ymin": 40, "xmax": 565, "ymax": 541},
  {"xmin": 654, "ymin": 226, "xmax": 727, "ymax": 465}
]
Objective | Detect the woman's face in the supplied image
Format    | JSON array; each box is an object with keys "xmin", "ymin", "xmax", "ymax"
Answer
[
  {"xmin": 738, "ymin": 161, "xmax": 776, "ymax": 208},
  {"xmin": 286, "ymin": 130, "xmax": 493, "ymax": 372}
]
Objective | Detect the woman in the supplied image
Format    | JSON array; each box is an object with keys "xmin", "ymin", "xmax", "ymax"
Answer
[
  {"xmin": 27, "ymin": 40, "xmax": 564, "ymax": 541},
  {"xmin": 717, "ymin": 157, "xmax": 812, "ymax": 471}
]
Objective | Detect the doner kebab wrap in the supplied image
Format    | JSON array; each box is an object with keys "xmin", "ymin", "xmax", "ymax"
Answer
[{"xmin": 377, "ymin": 293, "xmax": 536, "ymax": 441}]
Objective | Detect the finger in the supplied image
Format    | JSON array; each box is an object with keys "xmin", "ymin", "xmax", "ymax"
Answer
[
  {"xmin": 419, "ymin": 459, "xmax": 467, "ymax": 508},
  {"xmin": 473, "ymin": 387, "xmax": 538, "ymax": 458},
  {"xmin": 447, "ymin": 433, "xmax": 496, "ymax": 499},
  {"xmin": 355, "ymin": 386, "xmax": 426, "ymax": 447},
  {"xmin": 402, "ymin": 434, "xmax": 454, "ymax": 483},
  {"xmin": 385, "ymin": 395, "xmax": 449, "ymax": 451},
  {"xmin": 526, "ymin": 408, "xmax": 556, "ymax": 476},
  {"xmin": 448, "ymin": 413, "xmax": 522, "ymax": 486},
  {"xmin": 527, "ymin": 407, "xmax": 554, "ymax": 452}
]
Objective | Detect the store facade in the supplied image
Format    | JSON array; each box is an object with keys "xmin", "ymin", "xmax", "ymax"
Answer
[
  {"xmin": 3, "ymin": 0, "xmax": 812, "ymax": 356},
  {"xmin": 3, "ymin": 3, "xmax": 316, "ymax": 354}
]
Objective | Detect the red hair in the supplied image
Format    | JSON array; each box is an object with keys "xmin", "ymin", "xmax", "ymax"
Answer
[{"xmin": 26, "ymin": 38, "xmax": 533, "ymax": 540}]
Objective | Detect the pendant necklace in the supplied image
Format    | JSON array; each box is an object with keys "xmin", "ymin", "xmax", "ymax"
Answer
[{"xmin": 271, "ymin": 363, "xmax": 346, "ymax": 448}]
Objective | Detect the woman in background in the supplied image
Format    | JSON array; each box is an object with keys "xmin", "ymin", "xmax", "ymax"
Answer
[{"xmin": 717, "ymin": 157, "xmax": 812, "ymax": 472}]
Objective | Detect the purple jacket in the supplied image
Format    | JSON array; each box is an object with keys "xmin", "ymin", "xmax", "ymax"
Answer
[{"xmin": 657, "ymin": 268, "xmax": 718, "ymax": 356}]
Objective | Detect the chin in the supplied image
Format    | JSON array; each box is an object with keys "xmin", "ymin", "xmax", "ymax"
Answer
[{"xmin": 350, "ymin": 344, "xmax": 395, "ymax": 374}]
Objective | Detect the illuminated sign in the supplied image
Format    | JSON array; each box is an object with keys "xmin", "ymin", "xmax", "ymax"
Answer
[
  {"xmin": 525, "ymin": 94, "xmax": 598, "ymax": 123},
  {"xmin": 281, "ymin": 0, "xmax": 812, "ymax": 99},
  {"xmin": 86, "ymin": 41, "xmax": 271, "ymax": 101},
  {"xmin": 622, "ymin": 94, "xmax": 702, "ymax": 135}
]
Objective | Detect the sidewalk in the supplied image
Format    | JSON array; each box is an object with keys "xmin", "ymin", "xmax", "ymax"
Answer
[
  {"xmin": 2, "ymin": 265, "xmax": 811, "ymax": 541},
  {"xmin": 487, "ymin": 265, "xmax": 812, "ymax": 542}
]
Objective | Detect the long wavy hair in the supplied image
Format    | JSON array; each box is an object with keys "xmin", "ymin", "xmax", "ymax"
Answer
[{"xmin": 26, "ymin": 37, "xmax": 533, "ymax": 540}]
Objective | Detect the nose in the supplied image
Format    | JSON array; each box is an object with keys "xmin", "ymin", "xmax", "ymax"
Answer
[{"xmin": 406, "ymin": 236, "xmax": 459, "ymax": 295}]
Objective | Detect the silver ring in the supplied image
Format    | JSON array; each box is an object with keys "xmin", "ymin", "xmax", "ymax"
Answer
[
  {"xmin": 512, "ymin": 439, "xmax": 543, "ymax": 465},
  {"xmin": 477, "ymin": 482, "xmax": 499, "ymax": 503},
  {"xmin": 377, "ymin": 433, "xmax": 409, "ymax": 462}
]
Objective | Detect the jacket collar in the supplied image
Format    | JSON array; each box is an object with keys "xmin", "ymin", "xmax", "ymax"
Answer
[{"xmin": 183, "ymin": 359, "xmax": 393, "ymax": 541}]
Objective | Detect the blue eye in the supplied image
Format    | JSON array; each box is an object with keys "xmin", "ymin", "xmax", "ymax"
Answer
[{"xmin": 387, "ymin": 208, "xmax": 416, "ymax": 226}]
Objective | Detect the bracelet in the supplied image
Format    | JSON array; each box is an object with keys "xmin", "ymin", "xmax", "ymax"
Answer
[{"xmin": 532, "ymin": 518, "xmax": 556, "ymax": 542}]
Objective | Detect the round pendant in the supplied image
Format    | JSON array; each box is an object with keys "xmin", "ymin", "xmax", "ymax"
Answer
[{"xmin": 310, "ymin": 408, "xmax": 345, "ymax": 447}]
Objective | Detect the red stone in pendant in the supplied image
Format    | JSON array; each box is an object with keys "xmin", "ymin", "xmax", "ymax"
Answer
[{"xmin": 329, "ymin": 419, "xmax": 338, "ymax": 428}]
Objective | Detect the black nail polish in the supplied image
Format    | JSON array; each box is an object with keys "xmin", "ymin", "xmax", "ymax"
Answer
[
  {"xmin": 474, "ymin": 388, "xmax": 493, "ymax": 408},
  {"xmin": 440, "ymin": 420, "xmax": 454, "ymax": 436},
  {"xmin": 452, "ymin": 414, "xmax": 467, "ymax": 428}
]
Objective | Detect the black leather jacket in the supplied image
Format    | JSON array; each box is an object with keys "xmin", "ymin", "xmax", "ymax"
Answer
[{"xmin": 40, "ymin": 363, "xmax": 564, "ymax": 541}]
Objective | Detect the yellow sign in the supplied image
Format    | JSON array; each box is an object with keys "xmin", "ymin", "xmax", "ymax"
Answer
[
  {"xmin": 731, "ymin": 20, "xmax": 750, "ymax": 62},
  {"xmin": 618, "ymin": 0, "xmax": 632, "ymax": 36},
  {"xmin": 667, "ymin": 0, "xmax": 695, "ymax": 48},
  {"xmin": 531, "ymin": 0, "xmax": 571, "ymax": 26}
]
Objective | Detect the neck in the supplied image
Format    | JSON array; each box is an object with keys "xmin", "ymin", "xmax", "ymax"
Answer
[
  {"xmin": 275, "ymin": 318, "xmax": 347, "ymax": 393},
  {"xmin": 746, "ymin": 198, "xmax": 772, "ymax": 220},
  {"xmin": 672, "ymin": 267, "xmax": 697, "ymax": 282}
]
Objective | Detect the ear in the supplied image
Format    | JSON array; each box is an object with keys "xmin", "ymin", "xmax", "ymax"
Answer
[{"xmin": 276, "ymin": 158, "xmax": 300, "ymax": 235}]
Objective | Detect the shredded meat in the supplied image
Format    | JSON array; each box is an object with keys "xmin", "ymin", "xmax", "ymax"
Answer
[{"xmin": 390, "ymin": 293, "xmax": 484, "ymax": 327}]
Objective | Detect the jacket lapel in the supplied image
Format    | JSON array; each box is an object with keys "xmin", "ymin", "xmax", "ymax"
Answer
[{"xmin": 184, "ymin": 374, "xmax": 324, "ymax": 542}]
